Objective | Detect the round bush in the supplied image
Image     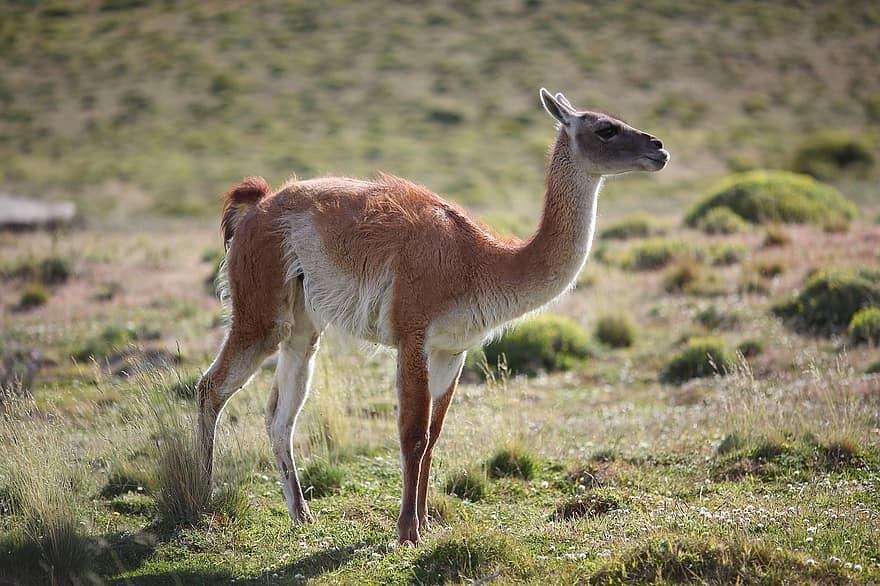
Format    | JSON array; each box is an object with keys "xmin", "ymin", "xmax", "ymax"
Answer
[
  {"xmin": 773, "ymin": 269, "xmax": 880, "ymax": 334},
  {"xmin": 619, "ymin": 238, "xmax": 690, "ymax": 271},
  {"xmin": 662, "ymin": 337, "xmax": 736, "ymax": 384},
  {"xmin": 685, "ymin": 171, "xmax": 855, "ymax": 227},
  {"xmin": 483, "ymin": 315, "xmax": 591, "ymax": 376},
  {"xmin": 600, "ymin": 213, "xmax": 659, "ymax": 240},
  {"xmin": 792, "ymin": 132, "xmax": 874, "ymax": 180},
  {"xmin": 595, "ymin": 313, "xmax": 635, "ymax": 348},
  {"xmin": 697, "ymin": 206, "xmax": 748, "ymax": 235},
  {"xmin": 18, "ymin": 283, "xmax": 49, "ymax": 309},
  {"xmin": 849, "ymin": 307, "xmax": 880, "ymax": 345}
]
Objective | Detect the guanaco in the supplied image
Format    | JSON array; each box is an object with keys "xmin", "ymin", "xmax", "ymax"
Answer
[{"xmin": 197, "ymin": 89, "xmax": 669, "ymax": 544}]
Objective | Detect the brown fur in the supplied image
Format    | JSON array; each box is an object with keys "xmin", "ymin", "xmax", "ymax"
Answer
[{"xmin": 221, "ymin": 176, "xmax": 272, "ymax": 250}]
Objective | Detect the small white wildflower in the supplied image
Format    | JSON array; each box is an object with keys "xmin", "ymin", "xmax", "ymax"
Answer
[
  {"xmin": 805, "ymin": 537, "xmax": 814, "ymax": 543},
  {"xmin": 807, "ymin": 526, "xmax": 817, "ymax": 533},
  {"xmin": 806, "ymin": 559, "xmax": 816, "ymax": 566},
  {"xmin": 540, "ymin": 480, "xmax": 549, "ymax": 489},
  {"xmin": 855, "ymin": 564, "xmax": 863, "ymax": 572}
]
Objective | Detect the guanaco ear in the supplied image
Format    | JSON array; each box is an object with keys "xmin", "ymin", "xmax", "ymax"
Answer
[
  {"xmin": 540, "ymin": 88, "xmax": 573, "ymax": 126},
  {"xmin": 555, "ymin": 92, "xmax": 576, "ymax": 111}
]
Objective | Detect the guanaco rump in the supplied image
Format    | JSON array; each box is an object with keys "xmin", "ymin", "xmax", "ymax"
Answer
[{"xmin": 197, "ymin": 89, "xmax": 669, "ymax": 544}]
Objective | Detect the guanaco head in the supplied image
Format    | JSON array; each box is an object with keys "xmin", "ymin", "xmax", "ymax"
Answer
[{"xmin": 540, "ymin": 88, "xmax": 669, "ymax": 175}]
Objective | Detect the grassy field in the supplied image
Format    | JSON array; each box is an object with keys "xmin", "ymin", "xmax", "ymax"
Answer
[{"xmin": 1, "ymin": 1, "xmax": 879, "ymax": 585}]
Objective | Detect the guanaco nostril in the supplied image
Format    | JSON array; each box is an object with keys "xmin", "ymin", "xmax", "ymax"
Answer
[{"xmin": 650, "ymin": 137, "xmax": 664, "ymax": 149}]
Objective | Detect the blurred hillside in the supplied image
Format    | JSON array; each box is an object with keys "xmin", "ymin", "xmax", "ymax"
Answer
[{"xmin": 1, "ymin": 0, "xmax": 878, "ymax": 224}]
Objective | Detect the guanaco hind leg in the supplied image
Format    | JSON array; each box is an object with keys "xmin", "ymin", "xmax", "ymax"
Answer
[{"xmin": 265, "ymin": 289, "xmax": 321, "ymax": 523}]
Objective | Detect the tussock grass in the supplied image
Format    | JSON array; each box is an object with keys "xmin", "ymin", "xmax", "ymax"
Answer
[
  {"xmin": 412, "ymin": 525, "xmax": 524, "ymax": 585},
  {"xmin": 595, "ymin": 313, "xmax": 635, "ymax": 348},
  {"xmin": 552, "ymin": 493, "xmax": 620, "ymax": 521},
  {"xmin": 17, "ymin": 283, "xmax": 49, "ymax": 309},
  {"xmin": 1, "ymin": 255, "xmax": 72, "ymax": 286},
  {"xmin": 485, "ymin": 444, "xmax": 538, "ymax": 480},
  {"xmin": 600, "ymin": 213, "xmax": 662, "ymax": 240},
  {"xmin": 300, "ymin": 459, "xmax": 344, "ymax": 499},
  {"xmin": 153, "ymin": 427, "xmax": 211, "ymax": 527},
  {"xmin": 618, "ymin": 238, "xmax": 691, "ymax": 271},
  {"xmin": 590, "ymin": 537, "xmax": 848, "ymax": 585},
  {"xmin": 0, "ymin": 398, "xmax": 96, "ymax": 582},
  {"xmin": 762, "ymin": 224, "xmax": 792, "ymax": 247},
  {"xmin": 444, "ymin": 467, "xmax": 488, "ymax": 502},
  {"xmin": 662, "ymin": 337, "xmax": 735, "ymax": 384}
]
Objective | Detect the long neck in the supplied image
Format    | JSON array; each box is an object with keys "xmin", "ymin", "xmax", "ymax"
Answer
[{"xmin": 495, "ymin": 132, "xmax": 603, "ymax": 315}]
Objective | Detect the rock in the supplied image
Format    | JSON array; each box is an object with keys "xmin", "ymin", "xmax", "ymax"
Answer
[{"xmin": 0, "ymin": 193, "xmax": 76, "ymax": 231}]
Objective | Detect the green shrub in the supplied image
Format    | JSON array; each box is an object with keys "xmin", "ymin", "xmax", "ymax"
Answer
[
  {"xmin": 3, "ymin": 255, "xmax": 72, "ymax": 286},
  {"xmin": 708, "ymin": 243, "xmax": 748, "ymax": 266},
  {"xmin": 867, "ymin": 360, "xmax": 880, "ymax": 374},
  {"xmin": 73, "ymin": 324, "xmax": 136, "ymax": 361},
  {"xmin": 18, "ymin": 283, "xmax": 49, "ymax": 309},
  {"xmin": 482, "ymin": 315, "xmax": 591, "ymax": 377},
  {"xmin": 486, "ymin": 445, "xmax": 537, "ymax": 480},
  {"xmin": 685, "ymin": 171, "xmax": 856, "ymax": 227},
  {"xmin": 696, "ymin": 206, "xmax": 748, "ymax": 235},
  {"xmin": 755, "ymin": 259, "xmax": 786, "ymax": 279},
  {"xmin": 663, "ymin": 262, "xmax": 699, "ymax": 293},
  {"xmin": 773, "ymin": 269, "xmax": 880, "ymax": 334},
  {"xmin": 736, "ymin": 339, "xmax": 764, "ymax": 358},
  {"xmin": 662, "ymin": 337, "xmax": 736, "ymax": 384},
  {"xmin": 619, "ymin": 238, "xmax": 690, "ymax": 271},
  {"xmin": 696, "ymin": 306, "xmax": 738, "ymax": 330},
  {"xmin": 300, "ymin": 459, "xmax": 344, "ymax": 499},
  {"xmin": 600, "ymin": 213, "xmax": 661, "ymax": 240},
  {"xmin": 791, "ymin": 132, "xmax": 874, "ymax": 180},
  {"xmin": 848, "ymin": 307, "xmax": 880, "ymax": 344},
  {"xmin": 762, "ymin": 224, "xmax": 791, "ymax": 247},
  {"xmin": 595, "ymin": 313, "xmax": 635, "ymax": 348},
  {"xmin": 445, "ymin": 467, "xmax": 488, "ymax": 501}
]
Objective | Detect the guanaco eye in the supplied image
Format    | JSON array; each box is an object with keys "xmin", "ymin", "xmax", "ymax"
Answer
[{"xmin": 595, "ymin": 125, "xmax": 618, "ymax": 140}]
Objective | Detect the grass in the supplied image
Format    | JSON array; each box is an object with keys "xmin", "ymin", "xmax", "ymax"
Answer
[{"xmin": 0, "ymin": 2, "xmax": 879, "ymax": 583}]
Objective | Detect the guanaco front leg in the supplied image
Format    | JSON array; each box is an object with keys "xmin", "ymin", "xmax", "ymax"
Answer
[
  {"xmin": 395, "ymin": 337, "xmax": 432, "ymax": 545},
  {"xmin": 417, "ymin": 349, "xmax": 465, "ymax": 530}
]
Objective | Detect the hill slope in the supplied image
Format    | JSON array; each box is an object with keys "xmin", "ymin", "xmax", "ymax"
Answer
[{"xmin": 0, "ymin": 0, "xmax": 877, "ymax": 221}]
